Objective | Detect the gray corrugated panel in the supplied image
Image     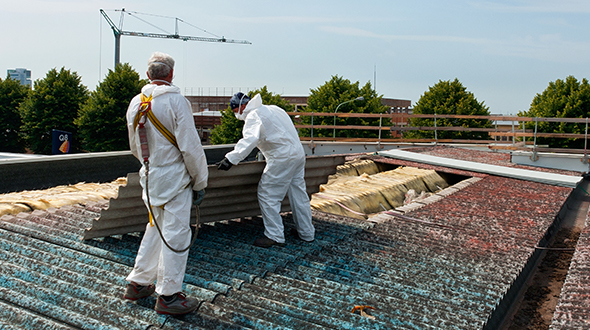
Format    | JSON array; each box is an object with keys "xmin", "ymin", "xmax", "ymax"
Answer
[
  {"xmin": 264, "ymin": 175, "xmax": 570, "ymax": 329},
  {"xmin": 84, "ymin": 155, "xmax": 345, "ymax": 239},
  {"xmin": 0, "ymin": 300, "xmax": 78, "ymax": 330},
  {"xmin": 0, "ymin": 204, "xmax": 231, "ymax": 329},
  {"xmin": 379, "ymin": 149, "xmax": 582, "ymax": 187},
  {"xmin": 0, "ymin": 163, "xmax": 583, "ymax": 329}
]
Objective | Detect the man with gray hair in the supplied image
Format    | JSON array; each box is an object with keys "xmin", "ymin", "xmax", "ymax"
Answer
[{"xmin": 124, "ymin": 51, "xmax": 208, "ymax": 315}]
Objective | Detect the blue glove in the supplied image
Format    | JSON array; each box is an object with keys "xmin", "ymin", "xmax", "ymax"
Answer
[{"xmin": 193, "ymin": 189, "xmax": 205, "ymax": 206}]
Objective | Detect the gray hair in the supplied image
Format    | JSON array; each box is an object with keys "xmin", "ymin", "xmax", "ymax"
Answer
[{"xmin": 147, "ymin": 52, "xmax": 175, "ymax": 80}]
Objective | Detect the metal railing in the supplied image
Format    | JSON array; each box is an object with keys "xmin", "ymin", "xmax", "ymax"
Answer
[
  {"xmin": 184, "ymin": 87, "xmax": 258, "ymax": 97},
  {"xmin": 288, "ymin": 112, "xmax": 590, "ymax": 156}
]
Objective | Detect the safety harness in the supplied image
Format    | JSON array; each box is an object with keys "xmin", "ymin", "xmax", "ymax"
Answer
[
  {"xmin": 134, "ymin": 92, "xmax": 199, "ymax": 253},
  {"xmin": 134, "ymin": 94, "xmax": 178, "ymax": 151}
]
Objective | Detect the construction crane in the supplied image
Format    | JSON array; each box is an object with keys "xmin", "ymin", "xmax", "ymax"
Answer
[{"xmin": 100, "ymin": 8, "xmax": 251, "ymax": 67}]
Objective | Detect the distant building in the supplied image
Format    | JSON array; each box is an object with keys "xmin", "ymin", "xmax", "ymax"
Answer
[
  {"xmin": 7, "ymin": 68, "xmax": 31, "ymax": 87},
  {"xmin": 185, "ymin": 95, "xmax": 411, "ymax": 113},
  {"xmin": 186, "ymin": 95, "xmax": 413, "ymax": 142},
  {"xmin": 386, "ymin": 102, "xmax": 413, "ymax": 138},
  {"xmin": 193, "ymin": 111, "xmax": 222, "ymax": 145}
]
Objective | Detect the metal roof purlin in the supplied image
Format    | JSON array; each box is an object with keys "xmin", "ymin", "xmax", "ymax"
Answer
[{"xmin": 378, "ymin": 149, "xmax": 583, "ymax": 188}]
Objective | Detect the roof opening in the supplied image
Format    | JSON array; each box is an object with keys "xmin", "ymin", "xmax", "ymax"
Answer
[{"xmin": 310, "ymin": 158, "xmax": 471, "ymax": 219}]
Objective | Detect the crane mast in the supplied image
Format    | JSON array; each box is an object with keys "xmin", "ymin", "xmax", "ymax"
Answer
[{"xmin": 100, "ymin": 9, "xmax": 251, "ymax": 67}]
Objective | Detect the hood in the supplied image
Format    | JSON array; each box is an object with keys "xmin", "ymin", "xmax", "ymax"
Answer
[
  {"xmin": 238, "ymin": 93, "xmax": 262, "ymax": 120},
  {"xmin": 141, "ymin": 83, "xmax": 180, "ymax": 98}
]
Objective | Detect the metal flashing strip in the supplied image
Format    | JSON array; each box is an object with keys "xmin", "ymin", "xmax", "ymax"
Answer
[
  {"xmin": 511, "ymin": 151, "xmax": 590, "ymax": 173},
  {"xmin": 379, "ymin": 149, "xmax": 583, "ymax": 188}
]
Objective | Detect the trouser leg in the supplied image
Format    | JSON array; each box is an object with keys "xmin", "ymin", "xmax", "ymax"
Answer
[
  {"xmin": 258, "ymin": 172, "xmax": 290, "ymax": 244},
  {"xmin": 126, "ymin": 218, "xmax": 162, "ymax": 286},
  {"xmin": 287, "ymin": 165, "xmax": 315, "ymax": 241},
  {"xmin": 155, "ymin": 187, "xmax": 192, "ymax": 296}
]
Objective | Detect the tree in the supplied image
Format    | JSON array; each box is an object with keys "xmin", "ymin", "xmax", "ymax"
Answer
[
  {"xmin": 518, "ymin": 76, "xmax": 590, "ymax": 149},
  {"xmin": 20, "ymin": 68, "xmax": 88, "ymax": 154},
  {"xmin": 210, "ymin": 86, "xmax": 294, "ymax": 144},
  {"xmin": 406, "ymin": 78, "xmax": 491, "ymax": 140},
  {"xmin": 299, "ymin": 75, "xmax": 389, "ymax": 139},
  {"xmin": 0, "ymin": 77, "xmax": 29, "ymax": 152},
  {"xmin": 76, "ymin": 63, "xmax": 147, "ymax": 152}
]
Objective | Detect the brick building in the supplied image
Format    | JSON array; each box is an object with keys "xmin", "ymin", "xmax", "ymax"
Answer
[{"xmin": 187, "ymin": 95, "xmax": 412, "ymax": 144}]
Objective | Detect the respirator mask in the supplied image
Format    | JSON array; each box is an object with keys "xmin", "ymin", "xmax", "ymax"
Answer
[{"xmin": 233, "ymin": 93, "xmax": 249, "ymax": 121}]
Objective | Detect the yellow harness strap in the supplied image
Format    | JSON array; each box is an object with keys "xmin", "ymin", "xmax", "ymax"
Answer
[
  {"xmin": 148, "ymin": 205, "xmax": 165, "ymax": 227},
  {"xmin": 133, "ymin": 93, "xmax": 179, "ymax": 149},
  {"xmin": 134, "ymin": 93, "xmax": 178, "ymax": 226}
]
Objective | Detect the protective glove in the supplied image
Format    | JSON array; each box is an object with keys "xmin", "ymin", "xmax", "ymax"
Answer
[
  {"xmin": 193, "ymin": 189, "xmax": 205, "ymax": 206},
  {"xmin": 217, "ymin": 157, "xmax": 233, "ymax": 171}
]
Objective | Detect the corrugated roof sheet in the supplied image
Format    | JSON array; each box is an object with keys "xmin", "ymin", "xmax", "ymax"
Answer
[
  {"xmin": 550, "ymin": 208, "xmax": 590, "ymax": 329},
  {"xmin": 0, "ymin": 157, "xmax": 578, "ymax": 329},
  {"xmin": 83, "ymin": 155, "xmax": 345, "ymax": 239}
]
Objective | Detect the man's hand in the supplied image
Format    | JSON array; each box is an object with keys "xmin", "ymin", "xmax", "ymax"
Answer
[
  {"xmin": 217, "ymin": 157, "xmax": 233, "ymax": 171},
  {"xmin": 193, "ymin": 189, "xmax": 205, "ymax": 206}
]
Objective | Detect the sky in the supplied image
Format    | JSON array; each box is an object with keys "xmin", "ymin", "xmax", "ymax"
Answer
[{"xmin": 2, "ymin": 0, "xmax": 590, "ymax": 115}]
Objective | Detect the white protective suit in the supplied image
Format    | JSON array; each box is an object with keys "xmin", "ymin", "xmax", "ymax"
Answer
[
  {"xmin": 225, "ymin": 94, "xmax": 315, "ymax": 243},
  {"xmin": 125, "ymin": 83, "xmax": 208, "ymax": 296}
]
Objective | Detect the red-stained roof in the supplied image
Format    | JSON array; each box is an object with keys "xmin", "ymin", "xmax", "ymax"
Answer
[{"xmin": 1, "ymin": 145, "xmax": 588, "ymax": 329}]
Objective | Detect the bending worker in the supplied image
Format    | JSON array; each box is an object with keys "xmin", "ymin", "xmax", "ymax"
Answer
[
  {"xmin": 124, "ymin": 52, "xmax": 208, "ymax": 315},
  {"xmin": 217, "ymin": 92, "xmax": 315, "ymax": 248}
]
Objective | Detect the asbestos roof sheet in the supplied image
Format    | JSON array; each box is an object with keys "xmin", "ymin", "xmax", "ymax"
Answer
[
  {"xmin": 0, "ymin": 176, "xmax": 573, "ymax": 329},
  {"xmin": 379, "ymin": 149, "xmax": 582, "ymax": 188},
  {"xmin": 0, "ymin": 146, "xmax": 585, "ymax": 329},
  {"xmin": 550, "ymin": 209, "xmax": 590, "ymax": 329}
]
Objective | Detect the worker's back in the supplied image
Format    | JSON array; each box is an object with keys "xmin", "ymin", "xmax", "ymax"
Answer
[{"xmin": 253, "ymin": 104, "xmax": 304, "ymax": 162}]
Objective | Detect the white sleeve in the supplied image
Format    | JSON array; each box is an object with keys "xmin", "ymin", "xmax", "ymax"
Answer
[
  {"xmin": 225, "ymin": 113, "xmax": 261, "ymax": 165},
  {"xmin": 126, "ymin": 96, "xmax": 141, "ymax": 160},
  {"xmin": 174, "ymin": 97, "xmax": 209, "ymax": 191}
]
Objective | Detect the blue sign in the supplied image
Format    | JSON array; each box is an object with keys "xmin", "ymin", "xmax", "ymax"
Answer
[{"xmin": 52, "ymin": 129, "xmax": 72, "ymax": 154}]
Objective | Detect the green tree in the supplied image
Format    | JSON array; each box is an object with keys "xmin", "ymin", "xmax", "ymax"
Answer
[
  {"xmin": 210, "ymin": 86, "xmax": 294, "ymax": 144},
  {"xmin": 0, "ymin": 77, "xmax": 29, "ymax": 152},
  {"xmin": 406, "ymin": 78, "xmax": 491, "ymax": 140},
  {"xmin": 300, "ymin": 75, "xmax": 389, "ymax": 139},
  {"xmin": 20, "ymin": 68, "xmax": 88, "ymax": 154},
  {"xmin": 518, "ymin": 76, "xmax": 590, "ymax": 149},
  {"xmin": 76, "ymin": 63, "xmax": 147, "ymax": 152}
]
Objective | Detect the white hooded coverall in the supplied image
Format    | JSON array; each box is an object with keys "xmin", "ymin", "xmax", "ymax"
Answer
[
  {"xmin": 125, "ymin": 83, "xmax": 208, "ymax": 295},
  {"xmin": 225, "ymin": 94, "xmax": 315, "ymax": 243}
]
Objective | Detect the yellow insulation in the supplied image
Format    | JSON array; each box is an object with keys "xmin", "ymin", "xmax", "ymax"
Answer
[
  {"xmin": 328, "ymin": 159, "xmax": 381, "ymax": 185},
  {"xmin": 0, "ymin": 178, "xmax": 127, "ymax": 217},
  {"xmin": 349, "ymin": 159, "xmax": 380, "ymax": 175},
  {"xmin": 334, "ymin": 163, "xmax": 359, "ymax": 177},
  {"xmin": 311, "ymin": 160, "xmax": 448, "ymax": 220},
  {"xmin": 393, "ymin": 166, "xmax": 448, "ymax": 192},
  {"xmin": 311, "ymin": 193, "xmax": 367, "ymax": 219}
]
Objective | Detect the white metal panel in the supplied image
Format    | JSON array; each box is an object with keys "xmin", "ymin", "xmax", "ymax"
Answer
[
  {"xmin": 300, "ymin": 141, "xmax": 410, "ymax": 157},
  {"xmin": 379, "ymin": 149, "xmax": 583, "ymax": 188}
]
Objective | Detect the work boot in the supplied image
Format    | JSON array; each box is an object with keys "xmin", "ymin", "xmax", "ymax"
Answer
[
  {"xmin": 290, "ymin": 228, "xmax": 315, "ymax": 242},
  {"xmin": 253, "ymin": 236, "xmax": 285, "ymax": 248},
  {"xmin": 155, "ymin": 292, "xmax": 199, "ymax": 315},
  {"xmin": 124, "ymin": 282, "xmax": 156, "ymax": 301}
]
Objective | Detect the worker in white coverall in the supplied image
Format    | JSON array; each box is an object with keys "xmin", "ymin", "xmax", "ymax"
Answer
[
  {"xmin": 217, "ymin": 92, "xmax": 315, "ymax": 248},
  {"xmin": 124, "ymin": 52, "xmax": 208, "ymax": 315}
]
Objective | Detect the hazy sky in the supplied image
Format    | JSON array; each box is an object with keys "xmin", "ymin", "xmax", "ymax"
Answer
[{"xmin": 3, "ymin": 0, "xmax": 590, "ymax": 115}]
